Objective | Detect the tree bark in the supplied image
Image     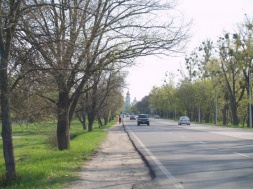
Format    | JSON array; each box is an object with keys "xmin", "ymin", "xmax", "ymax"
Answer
[
  {"xmin": 98, "ymin": 117, "xmax": 103, "ymax": 128},
  {"xmin": 230, "ymin": 101, "xmax": 239, "ymax": 125},
  {"xmin": 76, "ymin": 111, "xmax": 87, "ymax": 130},
  {"xmin": 87, "ymin": 111, "xmax": 96, "ymax": 132},
  {"xmin": 0, "ymin": 0, "xmax": 21, "ymax": 177},
  {"xmin": 57, "ymin": 91, "xmax": 70, "ymax": 150},
  {"xmin": 0, "ymin": 59, "xmax": 16, "ymax": 180},
  {"xmin": 82, "ymin": 115, "xmax": 87, "ymax": 130},
  {"xmin": 222, "ymin": 108, "xmax": 227, "ymax": 125}
]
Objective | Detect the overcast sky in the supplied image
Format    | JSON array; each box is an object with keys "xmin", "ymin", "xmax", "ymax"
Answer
[{"xmin": 124, "ymin": 0, "xmax": 253, "ymax": 102}]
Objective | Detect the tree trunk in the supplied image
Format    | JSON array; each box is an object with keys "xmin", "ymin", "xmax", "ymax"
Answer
[
  {"xmin": 80, "ymin": 113, "xmax": 87, "ymax": 130},
  {"xmin": 69, "ymin": 93, "xmax": 81, "ymax": 124},
  {"xmin": 230, "ymin": 103, "xmax": 239, "ymax": 125},
  {"xmin": 57, "ymin": 91, "xmax": 70, "ymax": 150},
  {"xmin": 76, "ymin": 110, "xmax": 87, "ymax": 130},
  {"xmin": 98, "ymin": 117, "xmax": 103, "ymax": 128},
  {"xmin": 0, "ymin": 56, "xmax": 16, "ymax": 180},
  {"xmin": 82, "ymin": 115, "xmax": 87, "ymax": 130},
  {"xmin": 222, "ymin": 108, "xmax": 227, "ymax": 125},
  {"xmin": 87, "ymin": 112, "xmax": 96, "ymax": 132},
  {"xmin": 103, "ymin": 118, "xmax": 107, "ymax": 125}
]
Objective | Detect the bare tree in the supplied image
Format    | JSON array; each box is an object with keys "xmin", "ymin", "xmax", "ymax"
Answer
[
  {"xmin": 97, "ymin": 88, "xmax": 125, "ymax": 127},
  {"xmin": 218, "ymin": 33, "xmax": 247, "ymax": 125},
  {"xmin": 19, "ymin": 0, "xmax": 190, "ymax": 150},
  {"xmin": 0, "ymin": 0, "xmax": 58, "ymax": 181},
  {"xmin": 0, "ymin": 0, "xmax": 26, "ymax": 181},
  {"xmin": 76, "ymin": 73, "xmax": 124, "ymax": 130},
  {"xmin": 85, "ymin": 66, "xmax": 125, "ymax": 131}
]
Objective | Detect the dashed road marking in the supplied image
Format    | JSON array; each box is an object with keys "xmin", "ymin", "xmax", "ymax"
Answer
[
  {"xmin": 198, "ymin": 141, "xmax": 206, "ymax": 144},
  {"xmin": 234, "ymin": 152, "xmax": 250, "ymax": 158}
]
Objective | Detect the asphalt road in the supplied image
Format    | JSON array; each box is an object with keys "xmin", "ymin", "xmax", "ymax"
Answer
[{"xmin": 123, "ymin": 117, "xmax": 253, "ymax": 189}]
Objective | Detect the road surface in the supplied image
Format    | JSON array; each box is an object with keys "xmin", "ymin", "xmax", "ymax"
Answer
[{"xmin": 123, "ymin": 117, "xmax": 253, "ymax": 189}]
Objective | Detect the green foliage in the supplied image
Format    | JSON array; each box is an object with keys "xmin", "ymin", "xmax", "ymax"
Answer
[
  {"xmin": 0, "ymin": 120, "xmax": 116, "ymax": 189},
  {"xmin": 134, "ymin": 96, "xmax": 150, "ymax": 114},
  {"xmin": 134, "ymin": 16, "xmax": 253, "ymax": 126}
]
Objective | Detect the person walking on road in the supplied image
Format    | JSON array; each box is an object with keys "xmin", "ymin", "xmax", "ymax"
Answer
[
  {"xmin": 119, "ymin": 115, "xmax": 122, "ymax": 124},
  {"xmin": 116, "ymin": 116, "xmax": 119, "ymax": 124}
]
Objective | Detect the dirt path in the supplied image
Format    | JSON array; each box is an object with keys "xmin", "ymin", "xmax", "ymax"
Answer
[{"xmin": 62, "ymin": 123, "xmax": 152, "ymax": 189}]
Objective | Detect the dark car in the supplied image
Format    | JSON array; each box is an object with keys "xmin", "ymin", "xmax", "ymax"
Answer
[
  {"xmin": 130, "ymin": 115, "xmax": 136, "ymax": 120},
  {"xmin": 137, "ymin": 114, "xmax": 150, "ymax": 126}
]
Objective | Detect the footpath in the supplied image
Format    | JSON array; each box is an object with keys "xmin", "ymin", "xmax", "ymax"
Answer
[{"xmin": 62, "ymin": 123, "xmax": 154, "ymax": 189}]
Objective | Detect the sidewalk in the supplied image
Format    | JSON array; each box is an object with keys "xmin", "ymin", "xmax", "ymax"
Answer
[{"xmin": 62, "ymin": 123, "xmax": 152, "ymax": 189}]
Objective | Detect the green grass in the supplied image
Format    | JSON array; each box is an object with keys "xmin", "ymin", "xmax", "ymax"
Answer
[{"xmin": 0, "ymin": 120, "xmax": 116, "ymax": 189}]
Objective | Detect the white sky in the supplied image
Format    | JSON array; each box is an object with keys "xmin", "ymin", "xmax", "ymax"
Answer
[{"xmin": 124, "ymin": 0, "xmax": 253, "ymax": 102}]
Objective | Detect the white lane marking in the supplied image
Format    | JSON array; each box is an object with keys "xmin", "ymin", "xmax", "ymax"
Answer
[
  {"xmin": 210, "ymin": 131, "xmax": 253, "ymax": 140},
  {"xmin": 198, "ymin": 141, "xmax": 206, "ymax": 144},
  {"xmin": 126, "ymin": 125, "xmax": 184, "ymax": 189},
  {"xmin": 233, "ymin": 152, "xmax": 250, "ymax": 158}
]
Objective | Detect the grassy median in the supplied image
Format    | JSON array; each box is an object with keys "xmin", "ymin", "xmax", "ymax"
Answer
[{"xmin": 0, "ymin": 120, "xmax": 115, "ymax": 189}]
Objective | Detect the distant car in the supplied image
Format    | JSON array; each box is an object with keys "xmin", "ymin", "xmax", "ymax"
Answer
[
  {"xmin": 154, "ymin": 115, "xmax": 160, "ymax": 119},
  {"xmin": 130, "ymin": 115, "xmax": 136, "ymax": 120},
  {"xmin": 137, "ymin": 114, "xmax": 150, "ymax": 126},
  {"xmin": 178, "ymin": 116, "xmax": 190, "ymax": 125}
]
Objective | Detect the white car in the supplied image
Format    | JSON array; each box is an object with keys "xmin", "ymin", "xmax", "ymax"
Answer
[{"xmin": 178, "ymin": 116, "xmax": 190, "ymax": 125}]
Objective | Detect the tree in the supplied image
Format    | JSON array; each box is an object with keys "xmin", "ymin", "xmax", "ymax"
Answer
[
  {"xmin": 76, "ymin": 68, "xmax": 124, "ymax": 130},
  {"xmin": 135, "ymin": 96, "xmax": 150, "ymax": 114},
  {"xmin": 175, "ymin": 82, "xmax": 196, "ymax": 118},
  {"xmin": 232, "ymin": 17, "xmax": 253, "ymax": 126},
  {"xmin": 95, "ymin": 69, "xmax": 125, "ymax": 127},
  {"xmin": 96, "ymin": 89, "xmax": 124, "ymax": 126},
  {"xmin": 148, "ymin": 87, "xmax": 161, "ymax": 115},
  {"xmin": 162, "ymin": 72, "xmax": 179, "ymax": 118},
  {"xmin": 218, "ymin": 33, "xmax": 247, "ymax": 125},
  {"xmin": 20, "ymin": 0, "xmax": 190, "ymax": 150},
  {"xmin": 86, "ymin": 67, "xmax": 125, "ymax": 131},
  {"xmin": 0, "ymin": 0, "xmax": 25, "ymax": 181}
]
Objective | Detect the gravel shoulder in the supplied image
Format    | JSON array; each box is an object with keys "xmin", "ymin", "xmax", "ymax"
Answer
[{"xmin": 62, "ymin": 123, "xmax": 152, "ymax": 189}]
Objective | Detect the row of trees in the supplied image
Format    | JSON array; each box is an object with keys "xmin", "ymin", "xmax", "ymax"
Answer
[
  {"xmin": 134, "ymin": 17, "xmax": 253, "ymax": 128},
  {"xmin": 1, "ymin": 0, "xmax": 189, "ymax": 182}
]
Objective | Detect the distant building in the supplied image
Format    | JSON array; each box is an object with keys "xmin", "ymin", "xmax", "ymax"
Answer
[
  {"xmin": 125, "ymin": 91, "xmax": 130, "ymax": 106},
  {"xmin": 122, "ymin": 91, "xmax": 131, "ymax": 114}
]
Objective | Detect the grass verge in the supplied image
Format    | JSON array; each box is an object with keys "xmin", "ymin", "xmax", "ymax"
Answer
[{"xmin": 0, "ymin": 120, "xmax": 116, "ymax": 189}]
